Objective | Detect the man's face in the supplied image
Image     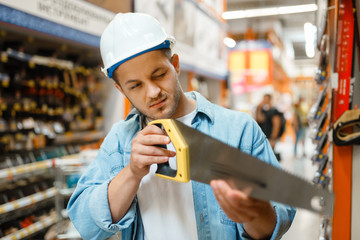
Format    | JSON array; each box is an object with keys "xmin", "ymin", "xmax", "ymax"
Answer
[{"xmin": 113, "ymin": 50, "xmax": 182, "ymax": 121}]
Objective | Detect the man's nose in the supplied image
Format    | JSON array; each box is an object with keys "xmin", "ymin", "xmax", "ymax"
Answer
[{"xmin": 146, "ymin": 81, "xmax": 161, "ymax": 98}]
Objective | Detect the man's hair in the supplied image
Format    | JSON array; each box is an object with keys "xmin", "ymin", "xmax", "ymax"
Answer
[
  {"xmin": 264, "ymin": 94, "xmax": 272, "ymax": 100},
  {"xmin": 161, "ymin": 48, "xmax": 172, "ymax": 60}
]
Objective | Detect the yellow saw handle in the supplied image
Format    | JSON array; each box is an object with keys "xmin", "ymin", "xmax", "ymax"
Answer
[{"xmin": 148, "ymin": 119, "xmax": 190, "ymax": 183}]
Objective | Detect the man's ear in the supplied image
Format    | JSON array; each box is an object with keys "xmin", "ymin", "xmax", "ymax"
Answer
[
  {"xmin": 114, "ymin": 81, "xmax": 124, "ymax": 94},
  {"xmin": 171, "ymin": 54, "xmax": 180, "ymax": 75}
]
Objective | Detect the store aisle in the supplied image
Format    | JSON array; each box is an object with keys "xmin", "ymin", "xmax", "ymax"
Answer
[{"xmin": 276, "ymin": 134, "xmax": 323, "ymax": 240}]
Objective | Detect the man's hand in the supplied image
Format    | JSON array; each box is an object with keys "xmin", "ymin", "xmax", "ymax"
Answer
[
  {"xmin": 108, "ymin": 124, "xmax": 176, "ymax": 223},
  {"xmin": 210, "ymin": 180, "xmax": 276, "ymax": 239},
  {"xmin": 129, "ymin": 124, "xmax": 176, "ymax": 179}
]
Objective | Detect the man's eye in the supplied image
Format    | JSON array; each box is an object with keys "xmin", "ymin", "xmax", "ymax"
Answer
[
  {"xmin": 153, "ymin": 72, "xmax": 166, "ymax": 79},
  {"xmin": 130, "ymin": 83, "xmax": 141, "ymax": 89}
]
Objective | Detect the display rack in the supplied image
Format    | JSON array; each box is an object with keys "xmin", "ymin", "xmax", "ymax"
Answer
[
  {"xmin": 309, "ymin": 0, "xmax": 360, "ymax": 239},
  {"xmin": 53, "ymin": 150, "xmax": 98, "ymax": 239},
  {"xmin": 1, "ymin": 214, "xmax": 57, "ymax": 240},
  {"xmin": 0, "ymin": 1, "xmax": 108, "ymax": 238},
  {"xmin": 0, "ymin": 149, "xmax": 98, "ymax": 237},
  {"xmin": 0, "ymin": 187, "xmax": 57, "ymax": 215}
]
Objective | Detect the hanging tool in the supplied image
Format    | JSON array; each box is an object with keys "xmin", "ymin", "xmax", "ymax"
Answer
[
  {"xmin": 313, "ymin": 155, "xmax": 330, "ymax": 189},
  {"xmin": 315, "ymin": 35, "xmax": 329, "ymax": 85},
  {"xmin": 310, "ymin": 105, "xmax": 329, "ymax": 143},
  {"xmin": 311, "ymin": 128, "xmax": 329, "ymax": 164},
  {"xmin": 308, "ymin": 84, "xmax": 328, "ymax": 123},
  {"xmin": 149, "ymin": 119, "xmax": 334, "ymax": 215},
  {"xmin": 333, "ymin": 109, "xmax": 360, "ymax": 146}
]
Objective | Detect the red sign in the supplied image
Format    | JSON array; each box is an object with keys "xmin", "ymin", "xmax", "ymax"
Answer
[{"xmin": 333, "ymin": 0, "xmax": 354, "ymax": 120}]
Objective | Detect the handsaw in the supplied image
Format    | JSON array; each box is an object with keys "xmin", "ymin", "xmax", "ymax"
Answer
[{"xmin": 149, "ymin": 119, "xmax": 334, "ymax": 215}]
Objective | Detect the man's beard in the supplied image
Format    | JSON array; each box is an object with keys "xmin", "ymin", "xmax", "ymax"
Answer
[{"xmin": 129, "ymin": 82, "xmax": 182, "ymax": 121}]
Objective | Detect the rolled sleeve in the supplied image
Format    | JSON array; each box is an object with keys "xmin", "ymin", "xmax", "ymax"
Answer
[
  {"xmin": 236, "ymin": 202, "xmax": 295, "ymax": 240},
  {"xmin": 88, "ymin": 179, "xmax": 138, "ymax": 232},
  {"xmin": 270, "ymin": 202, "xmax": 296, "ymax": 240},
  {"xmin": 67, "ymin": 128, "xmax": 138, "ymax": 239}
]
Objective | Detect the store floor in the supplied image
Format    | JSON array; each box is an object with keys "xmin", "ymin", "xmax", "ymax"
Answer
[{"xmin": 277, "ymin": 134, "xmax": 323, "ymax": 240}]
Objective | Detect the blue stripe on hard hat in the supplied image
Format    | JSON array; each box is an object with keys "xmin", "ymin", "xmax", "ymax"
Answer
[{"xmin": 107, "ymin": 40, "xmax": 171, "ymax": 79}]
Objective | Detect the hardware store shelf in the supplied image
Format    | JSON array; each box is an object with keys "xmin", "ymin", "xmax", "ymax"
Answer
[
  {"xmin": 0, "ymin": 187, "xmax": 57, "ymax": 215},
  {"xmin": 0, "ymin": 215, "xmax": 57, "ymax": 240}
]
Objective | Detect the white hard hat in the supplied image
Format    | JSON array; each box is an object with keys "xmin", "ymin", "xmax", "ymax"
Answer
[{"xmin": 100, "ymin": 12, "xmax": 175, "ymax": 78}]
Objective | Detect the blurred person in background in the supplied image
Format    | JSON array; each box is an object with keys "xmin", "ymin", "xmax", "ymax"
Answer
[
  {"xmin": 255, "ymin": 94, "xmax": 285, "ymax": 161},
  {"xmin": 292, "ymin": 97, "xmax": 308, "ymax": 158}
]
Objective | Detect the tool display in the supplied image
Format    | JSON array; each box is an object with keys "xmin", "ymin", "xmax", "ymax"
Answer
[
  {"xmin": 310, "ymin": 105, "xmax": 329, "ymax": 143},
  {"xmin": 149, "ymin": 119, "xmax": 334, "ymax": 215},
  {"xmin": 333, "ymin": 109, "xmax": 360, "ymax": 146},
  {"xmin": 311, "ymin": 128, "xmax": 329, "ymax": 164},
  {"xmin": 315, "ymin": 35, "xmax": 329, "ymax": 85},
  {"xmin": 313, "ymin": 155, "xmax": 330, "ymax": 189},
  {"xmin": 308, "ymin": 84, "xmax": 328, "ymax": 123}
]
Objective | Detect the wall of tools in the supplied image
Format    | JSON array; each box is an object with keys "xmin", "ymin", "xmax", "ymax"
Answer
[
  {"xmin": 0, "ymin": 2, "xmax": 109, "ymax": 238},
  {"xmin": 309, "ymin": 0, "xmax": 360, "ymax": 239}
]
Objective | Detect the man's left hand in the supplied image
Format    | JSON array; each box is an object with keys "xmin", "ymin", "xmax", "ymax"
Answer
[{"xmin": 210, "ymin": 179, "xmax": 276, "ymax": 239}]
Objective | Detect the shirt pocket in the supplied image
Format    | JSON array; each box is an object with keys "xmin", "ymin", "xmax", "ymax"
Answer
[{"xmin": 219, "ymin": 208, "xmax": 235, "ymax": 225}]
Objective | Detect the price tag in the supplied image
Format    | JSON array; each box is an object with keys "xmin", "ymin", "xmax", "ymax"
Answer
[{"xmin": 1, "ymin": 52, "xmax": 8, "ymax": 62}]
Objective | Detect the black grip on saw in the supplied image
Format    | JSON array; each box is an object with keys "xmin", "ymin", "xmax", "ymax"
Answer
[
  {"xmin": 148, "ymin": 119, "xmax": 190, "ymax": 183},
  {"xmin": 153, "ymin": 124, "xmax": 177, "ymax": 178}
]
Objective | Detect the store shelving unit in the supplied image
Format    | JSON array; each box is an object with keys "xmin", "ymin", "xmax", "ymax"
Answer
[
  {"xmin": 309, "ymin": 0, "xmax": 360, "ymax": 239},
  {"xmin": 0, "ymin": 187, "xmax": 57, "ymax": 215},
  {"xmin": 0, "ymin": 1, "xmax": 111, "ymax": 238},
  {"xmin": 0, "ymin": 151, "xmax": 96, "ymax": 237},
  {"xmin": 53, "ymin": 150, "xmax": 98, "ymax": 239},
  {"xmin": 1, "ymin": 214, "xmax": 57, "ymax": 240}
]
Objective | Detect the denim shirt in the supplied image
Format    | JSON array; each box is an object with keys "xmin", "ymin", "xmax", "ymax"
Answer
[{"xmin": 67, "ymin": 91, "xmax": 295, "ymax": 240}]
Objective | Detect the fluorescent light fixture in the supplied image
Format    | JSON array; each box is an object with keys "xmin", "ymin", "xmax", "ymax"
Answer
[
  {"xmin": 224, "ymin": 37, "xmax": 236, "ymax": 48},
  {"xmin": 305, "ymin": 43, "xmax": 315, "ymax": 58},
  {"xmin": 222, "ymin": 4, "xmax": 318, "ymax": 20},
  {"xmin": 304, "ymin": 22, "xmax": 316, "ymax": 58}
]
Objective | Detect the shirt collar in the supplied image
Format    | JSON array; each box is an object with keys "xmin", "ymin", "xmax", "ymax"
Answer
[
  {"xmin": 185, "ymin": 91, "xmax": 214, "ymax": 124},
  {"xmin": 125, "ymin": 91, "xmax": 214, "ymax": 124}
]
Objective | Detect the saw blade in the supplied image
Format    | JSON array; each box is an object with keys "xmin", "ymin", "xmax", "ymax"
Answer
[{"xmin": 173, "ymin": 120, "xmax": 334, "ymax": 215}]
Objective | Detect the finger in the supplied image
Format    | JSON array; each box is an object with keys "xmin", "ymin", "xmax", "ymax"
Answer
[
  {"xmin": 214, "ymin": 180, "xmax": 262, "ymax": 208},
  {"xmin": 211, "ymin": 180, "xmax": 261, "ymax": 219},
  {"xmin": 133, "ymin": 145, "xmax": 176, "ymax": 158},
  {"xmin": 225, "ymin": 179, "xmax": 253, "ymax": 196},
  {"xmin": 133, "ymin": 154, "xmax": 171, "ymax": 165},
  {"xmin": 212, "ymin": 184, "xmax": 257, "ymax": 222},
  {"xmin": 141, "ymin": 124, "xmax": 167, "ymax": 135},
  {"xmin": 134, "ymin": 133, "xmax": 171, "ymax": 147},
  {"xmin": 211, "ymin": 180, "xmax": 250, "ymax": 205}
]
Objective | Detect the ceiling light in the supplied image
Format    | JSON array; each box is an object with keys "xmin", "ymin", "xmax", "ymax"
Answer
[
  {"xmin": 305, "ymin": 43, "xmax": 315, "ymax": 58},
  {"xmin": 304, "ymin": 22, "xmax": 316, "ymax": 58},
  {"xmin": 224, "ymin": 37, "xmax": 236, "ymax": 48},
  {"xmin": 222, "ymin": 4, "xmax": 318, "ymax": 20}
]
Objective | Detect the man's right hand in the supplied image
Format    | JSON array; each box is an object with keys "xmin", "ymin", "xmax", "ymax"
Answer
[
  {"xmin": 129, "ymin": 124, "xmax": 176, "ymax": 180},
  {"xmin": 108, "ymin": 124, "xmax": 176, "ymax": 223}
]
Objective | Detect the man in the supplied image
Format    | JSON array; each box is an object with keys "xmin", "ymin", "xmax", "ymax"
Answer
[
  {"xmin": 292, "ymin": 97, "xmax": 308, "ymax": 158},
  {"xmin": 67, "ymin": 13, "xmax": 295, "ymax": 240},
  {"xmin": 255, "ymin": 94, "xmax": 283, "ymax": 160}
]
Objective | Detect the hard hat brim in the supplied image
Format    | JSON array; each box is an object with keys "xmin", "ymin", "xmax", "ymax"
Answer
[{"xmin": 104, "ymin": 39, "xmax": 174, "ymax": 79}]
